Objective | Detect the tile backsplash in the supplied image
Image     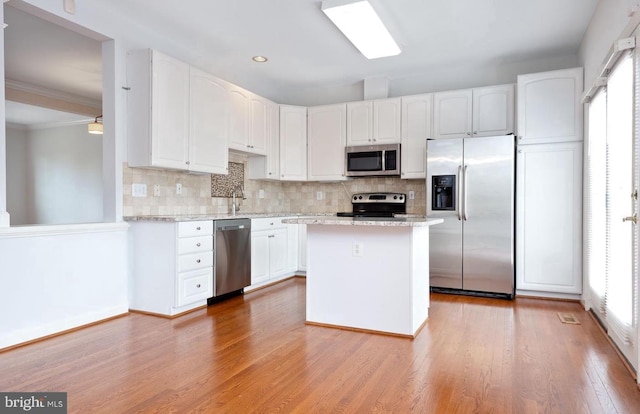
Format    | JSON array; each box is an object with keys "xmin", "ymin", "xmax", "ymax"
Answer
[{"xmin": 123, "ymin": 154, "xmax": 426, "ymax": 217}]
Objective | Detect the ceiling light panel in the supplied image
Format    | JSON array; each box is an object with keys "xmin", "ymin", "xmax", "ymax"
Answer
[{"xmin": 321, "ymin": 0, "xmax": 401, "ymax": 59}]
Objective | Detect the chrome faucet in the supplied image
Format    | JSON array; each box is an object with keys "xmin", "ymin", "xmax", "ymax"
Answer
[{"xmin": 231, "ymin": 185, "xmax": 246, "ymax": 216}]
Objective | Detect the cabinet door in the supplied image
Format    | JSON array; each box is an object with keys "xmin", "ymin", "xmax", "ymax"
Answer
[
  {"xmin": 279, "ymin": 105, "xmax": 308, "ymax": 181},
  {"xmin": 516, "ymin": 142, "xmax": 583, "ymax": 294},
  {"xmin": 472, "ymin": 84, "xmax": 514, "ymax": 137},
  {"xmin": 151, "ymin": 51, "xmax": 190, "ymax": 169},
  {"xmin": 251, "ymin": 231, "xmax": 270, "ymax": 285},
  {"xmin": 249, "ymin": 95, "xmax": 268, "ymax": 155},
  {"xmin": 433, "ymin": 89, "xmax": 472, "ymax": 139},
  {"xmin": 269, "ymin": 229, "xmax": 288, "ymax": 278},
  {"xmin": 266, "ymin": 101, "xmax": 280, "ymax": 178},
  {"xmin": 189, "ymin": 68, "xmax": 229, "ymax": 174},
  {"xmin": 228, "ymin": 86, "xmax": 250, "ymax": 151},
  {"xmin": 401, "ymin": 94, "xmax": 432, "ymax": 179},
  {"xmin": 346, "ymin": 101, "xmax": 373, "ymax": 145},
  {"xmin": 517, "ymin": 68, "xmax": 583, "ymax": 144},
  {"xmin": 308, "ymin": 104, "xmax": 347, "ymax": 181},
  {"xmin": 373, "ymin": 98, "xmax": 401, "ymax": 144}
]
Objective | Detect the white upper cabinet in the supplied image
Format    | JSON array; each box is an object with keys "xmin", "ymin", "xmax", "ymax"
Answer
[
  {"xmin": 227, "ymin": 85, "xmax": 269, "ymax": 155},
  {"xmin": 433, "ymin": 89, "xmax": 472, "ymax": 139},
  {"xmin": 126, "ymin": 49, "xmax": 228, "ymax": 174},
  {"xmin": 373, "ymin": 98, "xmax": 402, "ymax": 144},
  {"xmin": 189, "ymin": 67, "xmax": 229, "ymax": 174},
  {"xmin": 401, "ymin": 93, "xmax": 432, "ymax": 179},
  {"xmin": 127, "ymin": 49, "xmax": 189, "ymax": 170},
  {"xmin": 346, "ymin": 101, "xmax": 373, "ymax": 145},
  {"xmin": 249, "ymin": 95, "xmax": 268, "ymax": 154},
  {"xmin": 346, "ymin": 98, "xmax": 401, "ymax": 145},
  {"xmin": 308, "ymin": 104, "xmax": 348, "ymax": 181},
  {"xmin": 472, "ymin": 84, "xmax": 515, "ymax": 137},
  {"xmin": 517, "ymin": 68, "xmax": 583, "ymax": 144},
  {"xmin": 433, "ymin": 84, "xmax": 514, "ymax": 139},
  {"xmin": 279, "ymin": 105, "xmax": 308, "ymax": 181},
  {"xmin": 228, "ymin": 86, "xmax": 250, "ymax": 151},
  {"xmin": 247, "ymin": 101, "xmax": 280, "ymax": 180}
]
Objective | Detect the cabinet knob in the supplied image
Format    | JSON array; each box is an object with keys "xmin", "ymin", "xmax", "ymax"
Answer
[
  {"xmin": 196, "ymin": 226, "xmax": 201, "ymax": 230},
  {"xmin": 196, "ymin": 243, "xmax": 201, "ymax": 247},
  {"xmin": 466, "ymin": 132, "xmax": 471, "ymax": 136},
  {"xmin": 196, "ymin": 284, "xmax": 201, "ymax": 288},
  {"xmin": 473, "ymin": 131, "xmax": 478, "ymax": 135},
  {"xmin": 196, "ymin": 259, "xmax": 201, "ymax": 263}
]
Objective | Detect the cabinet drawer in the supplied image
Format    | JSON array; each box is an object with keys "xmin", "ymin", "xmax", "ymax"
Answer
[
  {"xmin": 178, "ymin": 235, "xmax": 213, "ymax": 255},
  {"xmin": 252, "ymin": 217, "xmax": 290, "ymax": 232},
  {"xmin": 178, "ymin": 220, "xmax": 213, "ymax": 237},
  {"xmin": 176, "ymin": 267, "xmax": 213, "ymax": 307},
  {"xmin": 178, "ymin": 251, "xmax": 213, "ymax": 272}
]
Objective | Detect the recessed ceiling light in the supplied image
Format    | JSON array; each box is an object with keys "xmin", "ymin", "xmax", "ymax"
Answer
[{"xmin": 252, "ymin": 56, "xmax": 268, "ymax": 63}]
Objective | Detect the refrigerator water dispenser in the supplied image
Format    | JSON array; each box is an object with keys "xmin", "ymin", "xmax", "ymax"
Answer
[{"xmin": 432, "ymin": 175, "xmax": 456, "ymax": 210}]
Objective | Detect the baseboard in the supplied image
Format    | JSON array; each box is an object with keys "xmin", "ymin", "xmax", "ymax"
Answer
[
  {"xmin": 516, "ymin": 289, "xmax": 582, "ymax": 301},
  {"xmin": 0, "ymin": 311, "xmax": 129, "ymax": 353}
]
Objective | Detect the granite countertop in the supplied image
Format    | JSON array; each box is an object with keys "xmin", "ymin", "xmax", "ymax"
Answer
[
  {"xmin": 123, "ymin": 213, "xmax": 336, "ymax": 222},
  {"xmin": 282, "ymin": 216, "xmax": 443, "ymax": 227}
]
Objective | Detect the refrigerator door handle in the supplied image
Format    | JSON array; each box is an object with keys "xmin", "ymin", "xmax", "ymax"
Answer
[
  {"xmin": 463, "ymin": 165, "xmax": 469, "ymax": 221},
  {"xmin": 457, "ymin": 165, "xmax": 463, "ymax": 221}
]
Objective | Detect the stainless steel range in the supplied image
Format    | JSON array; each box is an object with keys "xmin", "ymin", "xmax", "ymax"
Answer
[{"xmin": 337, "ymin": 192, "xmax": 406, "ymax": 218}]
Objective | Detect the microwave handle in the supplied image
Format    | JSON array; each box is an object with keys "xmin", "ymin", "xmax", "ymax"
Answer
[{"xmin": 381, "ymin": 150, "xmax": 385, "ymax": 171}]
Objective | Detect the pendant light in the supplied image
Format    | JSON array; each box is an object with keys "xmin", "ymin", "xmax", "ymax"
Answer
[{"xmin": 88, "ymin": 115, "xmax": 103, "ymax": 135}]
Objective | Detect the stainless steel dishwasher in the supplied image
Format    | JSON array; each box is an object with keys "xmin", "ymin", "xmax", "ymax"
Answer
[{"xmin": 210, "ymin": 219, "xmax": 251, "ymax": 300}]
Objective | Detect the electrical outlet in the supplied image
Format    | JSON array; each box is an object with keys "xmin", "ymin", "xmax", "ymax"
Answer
[
  {"xmin": 132, "ymin": 183, "xmax": 147, "ymax": 197},
  {"xmin": 176, "ymin": 183, "xmax": 182, "ymax": 195},
  {"xmin": 153, "ymin": 185, "xmax": 161, "ymax": 197},
  {"xmin": 352, "ymin": 242, "xmax": 363, "ymax": 257},
  {"xmin": 409, "ymin": 190, "xmax": 415, "ymax": 200},
  {"xmin": 317, "ymin": 191, "xmax": 324, "ymax": 200},
  {"xmin": 259, "ymin": 189, "xmax": 265, "ymax": 199}
]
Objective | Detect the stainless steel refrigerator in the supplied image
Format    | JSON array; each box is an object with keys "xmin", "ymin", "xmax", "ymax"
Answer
[{"xmin": 426, "ymin": 135, "xmax": 515, "ymax": 298}]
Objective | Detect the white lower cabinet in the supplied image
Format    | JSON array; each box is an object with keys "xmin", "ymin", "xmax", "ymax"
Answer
[
  {"xmin": 516, "ymin": 142, "xmax": 583, "ymax": 297},
  {"xmin": 249, "ymin": 217, "xmax": 300, "ymax": 289},
  {"xmin": 129, "ymin": 220, "xmax": 214, "ymax": 316}
]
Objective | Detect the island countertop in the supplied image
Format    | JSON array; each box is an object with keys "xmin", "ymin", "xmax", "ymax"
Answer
[{"xmin": 282, "ymin": 216, "xmax": 443, "ymax": 227}]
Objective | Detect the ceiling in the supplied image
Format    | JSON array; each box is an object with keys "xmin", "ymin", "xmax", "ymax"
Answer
[{"xmin": 4, "ymin": 0, "xmax": 598, "ymax": 115}]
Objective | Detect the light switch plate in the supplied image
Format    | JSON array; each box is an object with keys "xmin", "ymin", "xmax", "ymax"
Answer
[
  {"xmin": 176, "ymin": 183, "xmax": 182, "ymax": 195},
  {"xmin": 409, "ymin": 190, "xmax": 415, "ymax": 200},
  {"xmin": 317, "ymin": 191, "xmax": 324, "ymax": 200},
  {"xmin": 153, "ymin": 185, "xmax": 161, "ymax": 197},
  {"xmin": 259, "ymin": 189, "xmax": 265, "ymax": 199}
]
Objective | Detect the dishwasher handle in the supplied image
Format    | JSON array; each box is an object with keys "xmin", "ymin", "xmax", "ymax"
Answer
[{"xmin": 214, "ymin": 219, "xmax": 251, "ymax": 232}]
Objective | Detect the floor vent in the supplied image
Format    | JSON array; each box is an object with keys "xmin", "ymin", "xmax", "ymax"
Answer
[{"xmin": 558, "ymin": 312, "xmax": 580, "ymax": 325}]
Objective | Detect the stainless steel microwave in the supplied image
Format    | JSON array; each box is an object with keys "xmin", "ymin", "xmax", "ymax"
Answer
[{"xmin": 345, "ymin": 143, "xmax": 401, "ymax": 177}]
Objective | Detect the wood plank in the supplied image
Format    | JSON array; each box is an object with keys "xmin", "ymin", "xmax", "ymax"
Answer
[{"xmin": 1, "ymin": 279, "xmax": 639, "ymax": 413}]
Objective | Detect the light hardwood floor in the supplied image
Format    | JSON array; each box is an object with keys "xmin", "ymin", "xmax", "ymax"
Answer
[{"xmin": 2, "ymin": 278, "xmax": 640, "ymax": 413}]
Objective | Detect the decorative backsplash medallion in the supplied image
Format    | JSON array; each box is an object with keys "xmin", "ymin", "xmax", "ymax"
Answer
[{"xmin": 211, "ymin": 162, "xmax": 244, "ymax": 197}]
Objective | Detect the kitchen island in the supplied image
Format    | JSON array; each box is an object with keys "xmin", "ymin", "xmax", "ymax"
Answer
[{"xmin": 282, "ymin": 216, "xmax": 443, "ymax": 337}]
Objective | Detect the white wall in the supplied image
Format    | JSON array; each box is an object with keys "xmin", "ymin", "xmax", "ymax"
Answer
[
  {"xmin": 0, "ymin": 1, "xmax": 130, "ymax": 349},
  {"xmin": 0, "ymin": 224, "xmax": 129, "ymax": 349},
  {"xmin": 6, "ymin": 127, "xmax": 28, "ymax": 225},
  {"xmin": 7, "ymin": 124, "xmax": 103, "ymax": 225},
  {"xmin": 27, "ymin": 124, "xmax": 103, "ymax": 225},
  {"xmin": 281, "ymin": 53, "xmax": 579, "ymax": 106},
  {"xmin": 579, "ymin": 0, "xmax": 638, "ymax": 89}
]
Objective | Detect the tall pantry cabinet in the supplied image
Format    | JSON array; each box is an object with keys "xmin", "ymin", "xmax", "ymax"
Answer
[{"xmin": 515, "ymin": 67, "xmax": 583, "ymax": 298}]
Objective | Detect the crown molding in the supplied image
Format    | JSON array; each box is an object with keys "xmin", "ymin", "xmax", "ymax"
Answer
[{"xmin": 5, "ymin": 79, "xmax": 101, "ymax": 110}]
